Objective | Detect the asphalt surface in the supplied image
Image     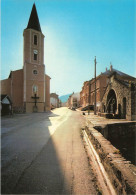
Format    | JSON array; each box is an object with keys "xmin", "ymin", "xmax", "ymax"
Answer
[{"xmin": 1, "ymin": 107, "xmax": 96, "ymax": 194}]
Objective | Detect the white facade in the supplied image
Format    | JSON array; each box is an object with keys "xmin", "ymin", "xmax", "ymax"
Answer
[{"xmin": 50, "ymin": 97, "xmax": 58, "ymax": 108}]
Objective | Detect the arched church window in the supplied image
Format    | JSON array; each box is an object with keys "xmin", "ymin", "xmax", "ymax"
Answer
[
  {"xmin": 33, "ymin": 50, "xmax": 38, "ymax": 61},
  {"xmin": 34, "ymin": 54, "xmax": 37, "ymax": 60},
  {"xmin": 33, "ymin": 85, "xmax": 38, "ymax": 94},
  {"xmin": 34, "ymin": 35, "xmax": 37, "ymax": 45}
]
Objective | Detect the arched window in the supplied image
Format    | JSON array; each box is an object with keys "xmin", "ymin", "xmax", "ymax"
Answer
[
  {"xmin": 33, "ymin": 85, "xmax": 38, "ymax": 94},
  {"xmin": 123, "ymin": 97, "xmax": 126, "ymax": 119},
  {"xmin": 118, "ymin": 104, "xmax": 121, "ymax": 118},
  {"xmin": 33, "ymin": 50, "xmax": 38, "ymax": 61},
  {"xmin": 106, "ymin": 89, "xmax": 117, "ymax": 114},
  {"xmin": 34, "ymin": 54, "xmax": 37, "ymax": 60}
]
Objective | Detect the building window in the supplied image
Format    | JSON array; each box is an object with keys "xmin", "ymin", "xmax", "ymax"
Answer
[
  {"xmin": 33, "ymin": 50, "xmax": 38, "ymax": 61},
  {"xmin": 33, "ymin": 70, "xmax": 38, "ymax": 75},
  {"xmin": 34, "ymin": 35, "xmax": 37, "ymax": 45},
  {"xmin": 33, "ymin": 85, "xmax": 38, "ymax": 94},
  {"xmin": 34, "ymin": 54, "xmax": 37, "ymax": 60}
]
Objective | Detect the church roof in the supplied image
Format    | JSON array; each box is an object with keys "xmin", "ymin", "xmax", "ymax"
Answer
[
  {"xmin": 26, "ymin": 3, "xmax": 42, "ymax": 32},
  {"xmin": 102, "ymin": 68, "xmax": 135, "ymax": 80}
]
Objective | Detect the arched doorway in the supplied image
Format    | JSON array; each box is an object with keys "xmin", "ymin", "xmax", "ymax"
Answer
[
  {"xmin": 1, "ymin": 95, "xmax": 12, "ymax": 115},
  {"xmin": 106, "ymin": 89, "xmax": 117, "ymax": 114},
  {"xmin": 123, "ymin": 97, "xmax": 126, "ymax": 119}
]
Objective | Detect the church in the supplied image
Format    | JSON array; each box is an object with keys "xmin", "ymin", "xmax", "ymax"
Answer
[{"xmin": 1, "ymin": 4, "xmax": 51, "ymax": 114}]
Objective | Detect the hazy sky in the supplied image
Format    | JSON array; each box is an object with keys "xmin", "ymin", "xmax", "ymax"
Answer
[{"xmin": 1, "ymin": 0, "xmax": 135, "ymax": 96}]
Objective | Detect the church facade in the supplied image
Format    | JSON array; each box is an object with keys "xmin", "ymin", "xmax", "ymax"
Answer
[
  {"xmin": 1, "ymin": 4, "xmax": 51, "ymax": 113},
  {"xmin": 101, "ymin": 73, "xmax": 136, "ymax": 121}
]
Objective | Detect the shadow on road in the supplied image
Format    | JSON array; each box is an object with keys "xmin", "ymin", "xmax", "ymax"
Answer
[{"xmin": 1, "ymin": 111, "xmax": 70, "ymax": 194}]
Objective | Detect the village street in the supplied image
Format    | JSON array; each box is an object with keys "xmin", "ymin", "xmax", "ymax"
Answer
[{"xmin": 1, "ymin": 107, "xmax": 97, "ymax": 194}]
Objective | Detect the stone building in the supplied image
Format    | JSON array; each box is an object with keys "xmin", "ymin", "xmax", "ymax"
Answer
[
  {"xmin": 1, "ymin": 3, "xmax": 51, "ymax": 113},
  {"xmin": 80, "ymin": 67, "xmax": 110, "ymax": 111},
  {"xmin": 67, "ymin": 92, "xmax": 80, "ymax": 109},
  {"xmin": 50, "ymin": 93, "xmax": 59, "ymax": 109},
  {"xmin": 61, "ymin": 102, "xmax": 67, "ymax": 107},
  {"xmin": 80, "ymin": 65, "xmax": 136, "ymax": 113},
  {"xmin": 80, "ymin": 81, "xmax": 90, "ymax": 108},
  {"xmin": 101, "ymin": 73, "xmax": 136, "ymax": 121}
]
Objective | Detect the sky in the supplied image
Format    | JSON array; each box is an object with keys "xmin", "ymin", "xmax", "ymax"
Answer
[{"xmin": 1, "ymin": 0, "xmax": 135, "ymax": 96}]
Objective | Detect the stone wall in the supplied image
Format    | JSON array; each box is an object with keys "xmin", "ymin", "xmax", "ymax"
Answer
[
  {"xmin": 94, "ymin": 122, "xmax": 136, "ymax": 140},
  {"xmin": 85, "ymin": 123, "xmax": 136, "ymax": 194},
  {"xmin": 102, "ymin": 75, "xmax": 133, "ymax": 120},
  {"xmin": 131, "ymin": 88, "xmax": 136, "ymax": 120},
  {"xmin": 94, "ymin": 122, "xmax": 136, "ymax": 165}
]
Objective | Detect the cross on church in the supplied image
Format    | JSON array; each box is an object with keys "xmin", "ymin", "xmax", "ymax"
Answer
[{"xmin": 31, "ymin": 94, "xmax": 39, "ymax": 107}]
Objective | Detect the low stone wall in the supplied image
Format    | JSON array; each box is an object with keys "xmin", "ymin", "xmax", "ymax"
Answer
[
  {"xmin": 94, "ymin": 122, "xmax": 136, "ymax": 139},
  {"xmin": 106, "ymin": 122, "xmax": 135, "ymax": 140},
  {"xmin": 98, "ymin": 112, "xmax": 120, "ymax": 119},
  {"xmin": 85, "ymin": 122, "xmax": 136, "ymax": 195},
  {"xmin": 94, "ymin": 122, "xmax": 136, "ymax": 165}
]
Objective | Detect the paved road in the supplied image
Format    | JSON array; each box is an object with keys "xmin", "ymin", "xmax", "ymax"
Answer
[{"xmin": 1, "ymin": 107, "xmax": 96, "ymax": 194}]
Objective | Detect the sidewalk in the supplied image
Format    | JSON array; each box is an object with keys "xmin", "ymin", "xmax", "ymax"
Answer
[
  {"xmin": 77, "ymin": 110, "xmax": 135, "ymax": 127},
  {"xmin": 79, "ymin": 110, "xmax": 136, "ymax": 195}
]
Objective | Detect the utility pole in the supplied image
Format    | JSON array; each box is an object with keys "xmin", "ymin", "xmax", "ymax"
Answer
[{"xmin": 94, "ymin": 56, "xmax": 97, "ymax": 115}]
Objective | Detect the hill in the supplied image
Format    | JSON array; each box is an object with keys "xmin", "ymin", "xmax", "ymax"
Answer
[{"xmin": 59, "ymin": 94, "xmax": 72, "ymax": 103}]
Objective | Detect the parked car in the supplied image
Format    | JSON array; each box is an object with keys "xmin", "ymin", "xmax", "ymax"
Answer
[
  {"xmin": 71, "ymin": 107, "xmax": 76, "ymax": 111},
  {"xmin": 81, "ymin": 105, "xmax": 94, "ymax": 111}
]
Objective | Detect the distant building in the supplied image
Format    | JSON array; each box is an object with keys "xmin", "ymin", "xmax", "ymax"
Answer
[
  {"xmin": 61, "ymin": 102, "xmax": 67, "ymax": 107},
  {"xmin": 67, "ymin": 92, "xmax": 80, "ymax": 109},
  {"xmin": 80, "ymin": 81, "xmax": 90, "ymax": 108},
  {"xmin": 80, "ymin": 65, "xmax": 136, "ymax": 113},
  {"xmin": 50, "ymin": 93, "xmax": 59, "ymax": 109},
  {"xmin": 59, "ymin": 99, "xmax": 62, "ymax": 107},
  {"xmin": 1, "ymin": 4, "xmax": 51, "ymax": 113}
]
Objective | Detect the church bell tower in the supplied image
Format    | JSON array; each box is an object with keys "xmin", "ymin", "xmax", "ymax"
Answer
[{"xmin": 23, "ymin": 3, "xmax": 45, "ymax": 112}]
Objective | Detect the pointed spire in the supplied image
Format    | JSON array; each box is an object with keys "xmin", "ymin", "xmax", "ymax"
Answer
[{"xmin": 26, "ymin": 3, "xmax": 42, "ymax": 32}]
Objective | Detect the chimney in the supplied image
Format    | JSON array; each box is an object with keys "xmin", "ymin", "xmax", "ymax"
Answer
[{"xmin": 110, "ymin": 62, "xmax": 113, "ymax": 71}]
